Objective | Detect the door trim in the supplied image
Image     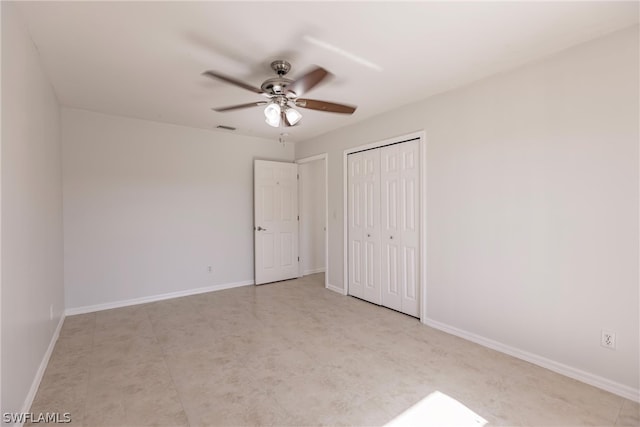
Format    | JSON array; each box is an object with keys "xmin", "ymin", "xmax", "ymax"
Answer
[
  {"xmin": 343, "ymin": 131, "xmax": 427, "ymax": 323},
  {"xmin": 296, "ymin": 153, "xmax": 329, "ymax": 290}
]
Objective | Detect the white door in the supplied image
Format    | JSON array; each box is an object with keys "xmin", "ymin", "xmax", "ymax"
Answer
[
  {"xmin": 380, "ymin": 140, "xmax": 420, "ymax": 316},
  {"xmin": 254, "ymin": 160, "xmax": 299, "ymax": 285},
  {"xmin": 347, "ymin": 150, "xmax": 381, "ymax": 304}
]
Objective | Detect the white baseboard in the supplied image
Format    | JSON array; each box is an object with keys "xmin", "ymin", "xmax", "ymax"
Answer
[
  {"xmin": 18, "ymin": 314, "xmax": 66, "ymax": 426},
  {"xmin": 65, "ymin": 280, "xmax": 254, "ymax": 316},
  {"xmin": 303, "ymin": 268, "xmax": 325, "ymax": 276},
  {"xmin": 326, "ymin": 283, "xmax": 345, "ymax": 295},
  {"xmin": 424, "ymin": 318, "xmax": 640, "ymax": 402}
]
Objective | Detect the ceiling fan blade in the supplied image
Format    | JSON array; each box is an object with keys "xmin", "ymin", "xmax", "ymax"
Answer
[
  {"xmin": 295, "ymin": 99, "xmax": 357, "ymax": 114},
  {"xmin": 286, "ymin": 66, "xmax": 330, "ymax": 97},
  {"xmin": 203, "ymin": 70, "xmax": 264, "ymax": 95},
  {"xmin": 212, "ymin": 101, "xmax": 268, "ymax": 112}
]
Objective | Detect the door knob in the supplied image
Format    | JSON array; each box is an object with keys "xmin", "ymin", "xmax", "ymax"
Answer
[{"xmin": 257, "ymin": 226, "xmax": 267, "ymax": 231}]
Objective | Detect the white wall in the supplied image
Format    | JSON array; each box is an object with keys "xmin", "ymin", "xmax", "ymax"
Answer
[
  {"xmin": 1, "ymin": 2, "xmax": 65, "ymax": 417},
  {"xmin": 63, "ymin": 108, "xmax": 294, "ymax": 310},
  {"xmin": 295, "ymin": 26, "xmax": 639, "ymax": 396},
  {"xmin": 299, "ymin": 159, "xmax": 326, "ymax": 275}
]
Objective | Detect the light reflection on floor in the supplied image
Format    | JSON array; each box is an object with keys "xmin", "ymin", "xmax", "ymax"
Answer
[{"xmin": 386, "ymin": 391, "xmax": 488, "ymax": 427}]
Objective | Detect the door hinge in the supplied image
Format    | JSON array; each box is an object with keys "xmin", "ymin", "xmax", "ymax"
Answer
[
  {"xmin": 297, "ymin": 215, "xmax": 299, "ymax": 221},
  {"xmin": 298, "ymin": 256, "xmax": 300, "ymax": 262},
  {"xmin": 297, "ymin": 173, "xmax": 299, "ymax": 180}
]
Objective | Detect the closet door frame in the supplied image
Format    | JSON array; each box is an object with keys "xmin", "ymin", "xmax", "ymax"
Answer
[{"xmin": 343, "ymin": 130, "xmax": 427, "ymax": 323}]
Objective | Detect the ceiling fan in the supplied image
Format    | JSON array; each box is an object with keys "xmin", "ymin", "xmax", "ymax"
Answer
[{"xmin": 203, "ymin": 60, "xmax": 357, "ymax": 128}]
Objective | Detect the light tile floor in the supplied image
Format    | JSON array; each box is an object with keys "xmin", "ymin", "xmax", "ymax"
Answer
[{"xmin": 29, "ymin": 274, "xmax": 639, "ymax": 426}]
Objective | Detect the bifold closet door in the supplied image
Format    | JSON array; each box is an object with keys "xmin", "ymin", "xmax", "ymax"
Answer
[
  {"xmin": 380, "ymin": 140, "xmax": 420, "ymax": 317},
  {"xmin": 347, "ymin": 150, "xmax": 381, "ymax": 304}
]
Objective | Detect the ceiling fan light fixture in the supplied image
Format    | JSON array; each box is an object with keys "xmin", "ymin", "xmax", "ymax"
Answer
[
  {"xmin": 285, "ymin": 107, "xmax": 302, "ymax": 126},
  {"xmin": 264, "ymin": 103, "xmax": 281, "ymax": 127}
]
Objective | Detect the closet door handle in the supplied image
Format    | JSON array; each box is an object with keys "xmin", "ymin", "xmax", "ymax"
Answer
[
  {"xmin": 390, "ymin": 236, "xmax": 394, "ymax": 240},
  {"xmin": 367, "ymin": 233, "xmax": 371, "ymax": 237}
]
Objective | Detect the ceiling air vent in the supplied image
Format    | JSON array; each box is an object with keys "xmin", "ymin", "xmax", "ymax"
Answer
[{"xmin": 216, "ymin": 125, "xmax": 236, "ymax": 131}]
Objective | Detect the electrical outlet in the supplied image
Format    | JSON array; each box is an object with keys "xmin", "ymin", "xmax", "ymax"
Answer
[{"xmin": 601, "ymin": 330, "xmax": 616, "ymax": 349}]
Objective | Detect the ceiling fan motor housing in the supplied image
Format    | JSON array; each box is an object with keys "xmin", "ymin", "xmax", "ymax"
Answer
[
  {"xmin": 261, "ymin": 61, "xmax": 294, "ymax": 95},
  {"xmin": 261, "ymin": 77, "xmax": 293, "ymax": 95}
]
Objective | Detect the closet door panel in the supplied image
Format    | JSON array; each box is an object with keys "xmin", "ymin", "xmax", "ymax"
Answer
[
  {"xmin": 399, "ymin": 140, "xmax": 420, "ymax": 317},
  {"xmin": 348, "ymin": 153, "xmax": 365, "ymax": 299},
  {"xmin": 381, "ymin": 140, "xmax": 420, "ymax": 317},
  {"xmin": 380, "ymin": 144, "xmax": 402, "ymax": 312},
  {"xmin": 362, "ymin": 151, "xmax": 381, "ymax": 305},
  {"xmin": 348, "ymin": 150, "xmax": 381, "ymax": 304}
]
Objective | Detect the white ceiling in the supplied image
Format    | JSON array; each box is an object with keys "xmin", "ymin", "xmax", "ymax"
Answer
[{"xmin": 15, "ymin": 1, "xmax": 639, "ymax": 143}]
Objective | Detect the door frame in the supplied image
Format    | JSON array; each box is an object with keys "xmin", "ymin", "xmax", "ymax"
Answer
[
  {"xmin": 343, "ymin": 131, "xmax": 427, "ymax": 323},
  {"xmin": 296, "ymin": 153, "xmax": 329, "ymax": 290}
]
